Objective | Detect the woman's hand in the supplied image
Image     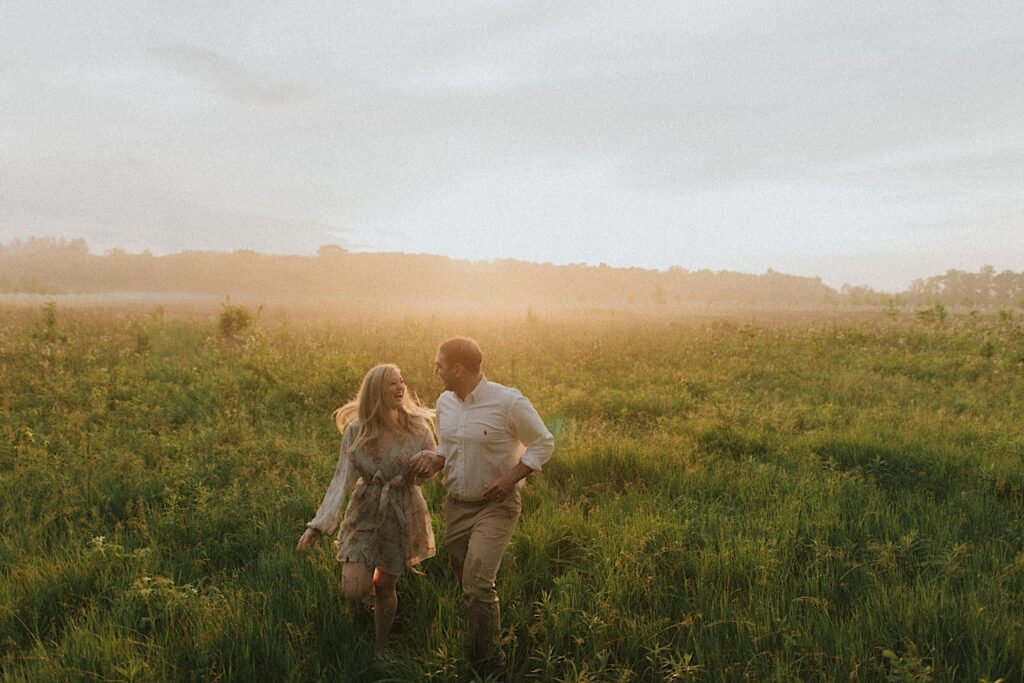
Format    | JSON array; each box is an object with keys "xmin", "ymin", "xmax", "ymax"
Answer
[{"xmin": 296, "ymin": 527, "xmax": 322, "ymax": 551}]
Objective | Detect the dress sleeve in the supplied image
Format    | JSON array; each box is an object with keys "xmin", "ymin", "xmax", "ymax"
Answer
[
  {"xmin": 306, "ymin": 424, "xmax": 357, "ymax": 535},
  {"xmin": 420, "ymin": 424, "xmax": 437, "ymax": 452},
  {"xmin": 407, "ymin": 424, "xmax": 439, "ymax": 484}
]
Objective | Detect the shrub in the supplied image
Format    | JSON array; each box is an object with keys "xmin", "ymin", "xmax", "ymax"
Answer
[{"xmin": 218, "ymin": 303, "xmax": 253, "ymax": 339}]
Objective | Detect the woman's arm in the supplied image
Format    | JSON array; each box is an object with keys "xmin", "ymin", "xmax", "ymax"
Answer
[
  {"xmin": 297, "ymin": 426, "xmax": 356, "ymax": 551},
  {"xmin": 409, "ymin": 424, "xmax": 442, "ymax": 482}
]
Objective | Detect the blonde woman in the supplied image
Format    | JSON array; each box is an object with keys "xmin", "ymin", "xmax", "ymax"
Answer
[{"xmin": 296, "ymin": 364, "xmax": 437, "ymax": 649}]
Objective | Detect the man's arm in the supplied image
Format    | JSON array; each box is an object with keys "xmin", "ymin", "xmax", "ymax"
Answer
[
  {"xmin": 482, "ymin": 393, "xmax": 553, "ymax": 501},
  {"xmin": 482, "ymin": 461, "xmax": 535, "ymax": 501},
  {"xmin": 510, "ymin": 394, "xmax": 554, "ymax": 471}
]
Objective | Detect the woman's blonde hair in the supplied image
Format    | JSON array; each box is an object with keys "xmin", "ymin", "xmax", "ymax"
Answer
[{"xmin": 333, "ymin": 364, "xmax": 434, "ymax": 453}]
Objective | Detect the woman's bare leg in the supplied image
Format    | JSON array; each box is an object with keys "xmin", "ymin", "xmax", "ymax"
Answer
[
  {"xmin": 372, "ymin": 568, "xmax": 399, "ymax": 649},
  {"xmin": 342, "ymin": 562, "xmax": 374, "ymax": 610}
]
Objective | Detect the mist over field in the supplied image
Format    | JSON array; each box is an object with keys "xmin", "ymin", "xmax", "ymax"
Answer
[{"xmin": 4, "ymin": 238, "xmax": 1024, "ymax": 315}]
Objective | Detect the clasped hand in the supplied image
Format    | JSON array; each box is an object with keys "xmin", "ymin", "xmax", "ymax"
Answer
[{"xmin": 408, "ymin": 449, "xmax": 442, "ymax": 477}]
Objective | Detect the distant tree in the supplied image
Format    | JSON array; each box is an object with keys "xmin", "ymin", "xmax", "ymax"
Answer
[
  {"xmin": 840, "ymin": 284, "xmax": 888, "ymax": 306},
  {"xmin": 903, "ymin": 267, "xmax": 1024, "ymax": 310},
  {"xmin": 317, "ymin": 245, "xmax": 349, "ymax": 257}
]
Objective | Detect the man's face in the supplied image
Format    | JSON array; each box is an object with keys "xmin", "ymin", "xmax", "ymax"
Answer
[{"xmin": 433, "ymin": 351, "xmax": 458, "ymax": 391}]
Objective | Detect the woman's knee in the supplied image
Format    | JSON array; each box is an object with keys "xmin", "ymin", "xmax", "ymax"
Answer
[{"xmin": 373, "ymin": 569, "xmax": 398, "ymax": 592}]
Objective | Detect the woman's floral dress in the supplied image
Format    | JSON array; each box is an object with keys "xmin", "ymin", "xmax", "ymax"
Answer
[{"xmin": 307, "ymin": 422, "xmax": 436, "ymax": 574}]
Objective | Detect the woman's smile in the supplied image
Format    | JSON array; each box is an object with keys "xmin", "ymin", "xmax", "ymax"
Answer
[{"xmin": 385, "ymin": 373, "xmax": 406, "ymax": 408}]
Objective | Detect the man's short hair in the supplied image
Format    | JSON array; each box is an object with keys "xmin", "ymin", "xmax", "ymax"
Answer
[{"xmin": 439, "ymin": 337, "xmax": 483, "ymax": 374}]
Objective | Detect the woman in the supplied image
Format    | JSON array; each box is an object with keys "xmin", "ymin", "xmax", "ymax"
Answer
[{"xmin": 296, "ymin": 364, "xmax": 437, "ymax": 649}]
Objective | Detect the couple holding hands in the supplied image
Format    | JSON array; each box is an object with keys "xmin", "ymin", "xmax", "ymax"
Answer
[{"xmin": 295, "ymin": 337, "xmax": 554, "ymax": 669}]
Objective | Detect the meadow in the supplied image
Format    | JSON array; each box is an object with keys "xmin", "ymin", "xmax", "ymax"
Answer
[{"xmin": 1, "ymin": 302, "xmax": 1022, "ymax": 681}]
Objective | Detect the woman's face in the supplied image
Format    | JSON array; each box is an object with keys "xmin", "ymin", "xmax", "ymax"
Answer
[{"xmin": 382, "ymin": 369, "xmax": 406, "ymax": 410}]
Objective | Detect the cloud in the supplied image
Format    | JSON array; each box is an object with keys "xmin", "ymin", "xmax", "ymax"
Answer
[
  {"xmin": 150, "ymin": 44, "xmax": 312, "ymax": 106},
  {"xmin": 347, "ymin": 2, "xmax": 1024, "ymax": 193},
  {"xmin": 2, "ymin": 2, "xmax": 1023, "ymax": 289}
]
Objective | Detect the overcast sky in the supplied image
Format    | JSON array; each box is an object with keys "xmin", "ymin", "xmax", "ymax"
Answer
[{"xmin": 2, "ymin": 1, "xmax": 1022, "ymax": 291}]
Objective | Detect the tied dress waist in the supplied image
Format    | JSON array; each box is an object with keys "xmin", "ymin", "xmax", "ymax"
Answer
[
  {"xmin": 354, "ymin": 470, "xmax": 412, "ymax": 525},
  {"xmin": 345, "ymin": 469, "xmax": 416, "ymax": 564}
]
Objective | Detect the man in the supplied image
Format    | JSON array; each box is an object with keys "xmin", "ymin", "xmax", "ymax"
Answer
[{"xmin": 411, "ymin": 336, "xmax": 554, "ymax": 670}]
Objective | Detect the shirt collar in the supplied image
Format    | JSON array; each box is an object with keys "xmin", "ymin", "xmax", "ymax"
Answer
[{"xmin": 461, "ymin": 374, "xmax": 488, "ymax": 405}]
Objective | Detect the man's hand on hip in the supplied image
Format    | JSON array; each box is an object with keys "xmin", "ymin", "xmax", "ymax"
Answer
[
  {"xmin": 482, "ymin": 462, "xmax": 536, "ymax": 501},
  {"xmin": 482, "ymin": 475, "xmax": 515, "ymax": 502}
]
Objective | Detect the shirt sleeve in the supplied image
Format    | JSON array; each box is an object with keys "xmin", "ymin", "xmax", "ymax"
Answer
[
  {"xmin": 306, "ymin": 424, "xmax": 357, "ymax": 535},
  {"xmin": 434, "ymin": 396, "xmax": 447, "ymax": 458},
  {"xmin": 509, "ymin": 393, "xmax": 554, "ymax": 471}
]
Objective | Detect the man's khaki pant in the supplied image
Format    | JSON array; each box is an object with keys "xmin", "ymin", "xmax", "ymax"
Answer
[{"xmin": 443, "ymin": 492, "xmax": 521, "ymax": 665}]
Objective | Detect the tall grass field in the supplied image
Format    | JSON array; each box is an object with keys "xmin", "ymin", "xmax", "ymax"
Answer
[{"xmin": 1, "ymin": 303, "xmax": 1022, "ymax": 681}]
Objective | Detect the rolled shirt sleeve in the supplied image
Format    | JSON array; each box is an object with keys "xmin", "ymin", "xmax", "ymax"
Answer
[{"xmin": 510, "ymin": 394, "xmax": 554, "ymax": 472}]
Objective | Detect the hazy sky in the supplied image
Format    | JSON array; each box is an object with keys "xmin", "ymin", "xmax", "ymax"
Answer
[{"xmin": 2, "ymin": 2, "xmax": 1022, "ymax": 291}]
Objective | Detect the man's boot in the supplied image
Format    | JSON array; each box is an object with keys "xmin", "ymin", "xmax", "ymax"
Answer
[{"xmin": 467, "ymin": 599, "xmax": 504, "ymax": 673}]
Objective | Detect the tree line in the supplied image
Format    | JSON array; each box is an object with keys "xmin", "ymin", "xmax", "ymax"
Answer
[{"xmin": 2, "ymin": 237, "xmax": 1020, "ymax": 311}]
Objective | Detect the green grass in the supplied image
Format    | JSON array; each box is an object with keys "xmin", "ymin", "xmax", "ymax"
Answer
[{"xmin": 1, "ymin": 304, "xmax": 1022, "ymax": 681}]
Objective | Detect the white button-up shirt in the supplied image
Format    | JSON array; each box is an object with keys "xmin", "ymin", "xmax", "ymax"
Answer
[{"xmin": 436, "ymin": 376, "xmax": 554, "ymax": 502}]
